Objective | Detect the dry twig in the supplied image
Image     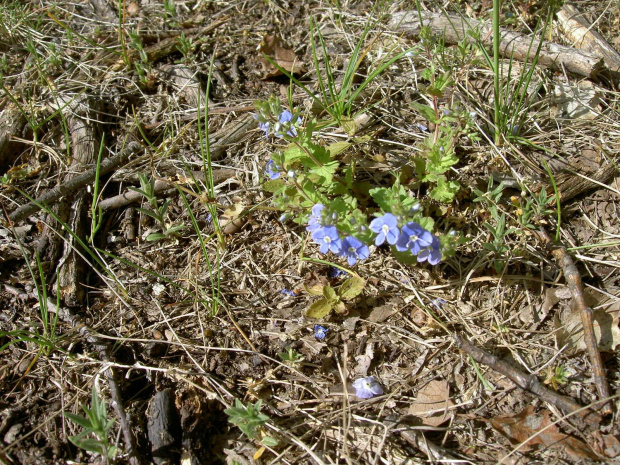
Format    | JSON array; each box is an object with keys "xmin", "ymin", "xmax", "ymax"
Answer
[
  {"xmin": 46, "ymin": 298, "xmax": 141, "ymax": 465},
  {"xmin": 538, "ymin": 228, "xmax": 613, "ymax": 416},
  {"xmin": 8, "ymin": 142, "xmax": 142, "ymax": 224},
  {"xmin": 454, "ymin": 334, "xmax": 603, "ymax": 426}
]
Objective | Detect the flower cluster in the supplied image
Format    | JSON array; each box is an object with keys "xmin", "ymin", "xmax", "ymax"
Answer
[
  {"xmin": 307, "ymin": 204, "xmax": 370, "ymax": 266},
  {"xmin": 254, "ymin": 109, "xmax": 302, "ymax": 139},
  {"xmin": 370, "ymin": 213, "xmax": 441, "ymax": 265},
  {"xmin": 305, "ymin": 205, "xmax": 442, "ymax": 266}
]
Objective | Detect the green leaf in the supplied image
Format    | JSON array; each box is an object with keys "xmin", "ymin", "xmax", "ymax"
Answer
[
  {"xmin": 429, "ymin": 177, "xmax": 460, "ymax": 203},
  {"xmin": 303, "ymin": 283, "xmax": 325, "ymax": 296},
  {"xmin": 322, "ymin": 285, "xmax": 338, "ymax": 302},
  {"xmin": 306, "ymin": 298, "xmax": 333, "ymax": 318},
  {"xmin": 146, "ymin": 233, "xmax": 167, "ymax": 241},
  {"xmin": 307, "ymin": 160, "xmax": 339, "ymax": 185},
  {"xmin": 262, "ymin": 179, "xmax": 286, "ymax": 193},
  {"xmin": 282, "ymin": 144, "xmax": 305, "ymax": 163},
  {"xmin": 71, "ymin": 438, "xmax": 106, "ymax": 454},
  {"xmin": 64, "ymin": 413, "xmax": 93, "ymax": 429},
  {"xmin": 411, "ymin": 102, "xmax": 438, "ymax": 124},
  {"xmin": 333, "ymin": 300, "xmax": 346, "ymax": 314},
  {"xmin": 261, "ymin": 436, "xmax": 278, "ymax": 447},
  {"xmin": 326, "ymin": 140, "xmax": 352, "ymax": 157},
  {"xmin": 338, "ymin": 276, "xmax": 365, "ymax": 300},
  {"xmin": 368, "ymin": 187, "xmax": 391, "ymax": 211},
  {"xmin": 136, "ymin": 207, "xmax": 162, "ymax": 222}
]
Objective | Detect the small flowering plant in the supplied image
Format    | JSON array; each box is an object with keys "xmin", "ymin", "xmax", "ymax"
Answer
[
  {"xmin": 256, "ymin": 95, "xmax": 460, "ymax": 278},
  {"xmin": 353, "ymin": 376, "xmax": 384, "ymax": 399}
]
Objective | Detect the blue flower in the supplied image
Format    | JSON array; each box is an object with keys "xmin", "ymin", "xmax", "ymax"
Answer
[
  {"xmin": 369, "ymin": 213, "xmax": 399, "ymax": 246},
  {"xmin": 265, "ymin": 160, "xmax": 281, "ymax": 179},
  {"xmin": 281, "ymin": 289, "xmax": 299, "ymax": 297},
  {"xmin": 417, "ymin": 235, "xmax": 442, "ymax": 265},
  {"xmin": 275, "ymin": 110, "xmax": 302, "ymax": 138},
  {"xmin": 254, "ymin": 114, "xmax": 271, "ymax": 138},
  {"xmin": 328, "ymin": 267, "xmax": 347, "ymax": 278},
  {"xmin": 314, "ymin": 324, "xmax": 329, "ymax": 340},
  {"xmin": 339, "ymin": 236, "xmax": 370, "ymax": 266},
  {"xmin": 306, "ymin": 203, "xmax": 325, "ymax": 232},
  {"xmin": 395, "ymin": 222, "xmax": 433, "ymax": 255},
  {"xmin": 352, "ymin": 376, "xmax": 384, "ymax": 399},
  {"xmin": 311, "ymin": 225, "xmax": 342, "ymax": 254},
  {"xmin": 430, "ymin": 297, "xmax": 447, "ymax": 309}
]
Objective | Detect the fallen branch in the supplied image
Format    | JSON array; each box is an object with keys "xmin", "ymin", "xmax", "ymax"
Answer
[
  {"xmin": 8, "ymin": 141, "xmax": 142, "ymax": 224},
  {"xmin": 47, "ymin": 298, "xmax": 141, "ymax": 465},
  {"xmin": 454, "ymin": 334, "xmax": 603, "ymax": 426},
  {"xmin": 538, "ymin": 228, "xmax": 612, "ymax": 416},
  {"xmin": 556, "ymin": 2, "xmax": 620, "ymax": 80},
  {"xmin": 97, "ymin": 168, "xmax": 236, "ymax": 211},
  {"xmin": 389, "ymin": 11, "xmax": 605, "ymax": 78}
]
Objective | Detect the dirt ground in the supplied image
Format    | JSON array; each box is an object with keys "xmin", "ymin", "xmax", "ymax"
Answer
[{"xmin": 1, "ymin": 0, "xmax": 620, "ymax": 464}]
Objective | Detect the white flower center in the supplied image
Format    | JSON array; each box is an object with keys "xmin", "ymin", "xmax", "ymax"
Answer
[
  {"xmin": 382, "ymin": 224, "xmax": 390, "ymax": 234},
  {"xmin": 324, "ymin": 236, "xmax": 332, "ymax": 244}
]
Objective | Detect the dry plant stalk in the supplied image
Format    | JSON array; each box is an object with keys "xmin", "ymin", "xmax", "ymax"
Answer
[
  {"xmin": 538, "ymin": 228, "xmax": 612, "ymax": 416},
  {"xmin": 454, "ymin": 334, "xmax": 603, "ymax": 426}
]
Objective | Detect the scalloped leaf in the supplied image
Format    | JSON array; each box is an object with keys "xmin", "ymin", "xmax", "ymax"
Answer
[
  {"xmin": 338, "ymin": 276, "xmax": 365, "ymax": 300},
  {"xmin": 306, "ymin": 298, "xmax": 332, "ymax": 318}
]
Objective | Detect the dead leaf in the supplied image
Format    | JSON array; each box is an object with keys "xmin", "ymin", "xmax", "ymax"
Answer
[
  {"xmin": 368, "ymin": 297, "xmax": 402, "ymax": 322},
  {"xmin": 489, "ymin": 406, "xmax": 599, "ymax": 460},
  {"xmin": 259, "ymin": 35, "xmax": 305, "ymax": 79},
  {"xmin": 221, "ymin": 203, "xmax": 246, "ymax": 234},
  {"xmin": 591, "ymin": 431, "xmax": 620, "ymax": 458},
  {"xmin": 354, "ymin": 343, "xmax": 374, "ymax": 377},
  {"xmin": 408, "ymin": 380, "xmax": 454, "ymax": 427},
  {"xmin": 554, "ymin": 305, "xmax": 620, "ymax": 354}
]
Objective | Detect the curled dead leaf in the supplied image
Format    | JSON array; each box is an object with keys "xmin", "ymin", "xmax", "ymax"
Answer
[
  {"xmin": 259, "ymin": 35, "xmax": 306, "ymax": 79},
  {"xmin": 221, "ymin": 203, "xmax": 246, "ymax": 234},
  {"xmin": 489, "ymin": 406, "xmax": 599, "ymax": 460}
]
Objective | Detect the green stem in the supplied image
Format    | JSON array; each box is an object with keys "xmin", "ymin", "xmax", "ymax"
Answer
[{"xmin": 493, "ymin": 0, "xmax": 502, "ymax": 145}]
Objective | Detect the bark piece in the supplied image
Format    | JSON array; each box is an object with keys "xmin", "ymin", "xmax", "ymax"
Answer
[
  {"xmin": 147, "ymin": 389, "xmax": 181, "ymax": 465},
  {"xmin": 390, "ymin": 11, "xmax": 604, "ymax": 78},
  {"xmin": 0, "ymin": 104, "xmax": 27, "ymax": 173},
  {"xmin": 556, "ymin": 3, "xmax": 620, "ymax": 77}
]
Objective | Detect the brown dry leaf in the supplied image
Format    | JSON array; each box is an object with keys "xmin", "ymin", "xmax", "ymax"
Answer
[
  {"xmin": 368, "ymin": 297, "xmax": 402, "ymax": 322},
  {"xmin": 259, "ymin": 35, "xmax": 305, "ymax": 79},
  {"xmin": 591, "ymin": 431, "xmax": 620, "ymax": 458},
  {"xmin": 221, "ymin": 203, "xmax": 246, "ymax": 234},
  {"xmin": 554, "ymin": 304, "xmax": 620, "ymax": 354},
  {"xmin": 408, "ymin": 380, "xmax": 454, "ymax": 427},
  {"xmin": 489, "ymin": 406, "xmax": 599, "ymax": 460}
]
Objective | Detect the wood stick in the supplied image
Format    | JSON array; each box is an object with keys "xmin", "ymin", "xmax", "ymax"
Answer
[
  {"xmin": 97, "ymin": 168, "xmax": 236, "ymax": 211},
  {"xmin": 390, "ymin": 11, "xmax": 605, "ymax": 78},
  {"xmin": 556, "ymin": 3, "xmax": 620, "ymax": 76},
  {"xmin": 538, "ymin": 229, "xmax": 612, "ymax": 416},
  {"xmin": 454, "ymin": 334, "xmax": 603, "ymax": 426},
  {"xmin": 47, "ymin": 298, "xmax": 141, "ymax": 465},
  {"xmin": 7, "ymin": 141, "xmax": 141, "ymax": 224}
]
